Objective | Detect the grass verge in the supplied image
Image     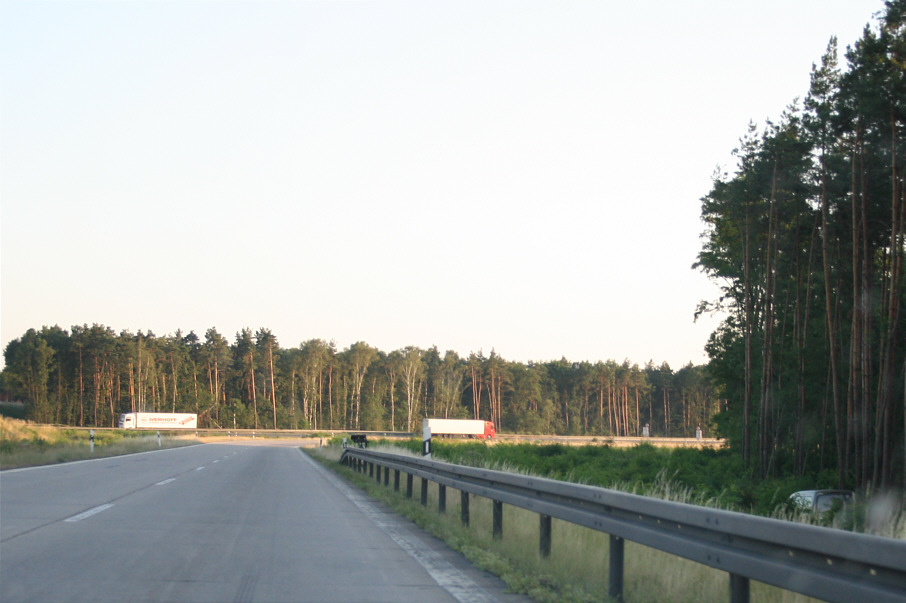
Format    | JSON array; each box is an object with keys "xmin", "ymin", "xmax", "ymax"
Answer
[{"xmin": 0, "ymin": 417, "xmax": 198, "ymax": 469}]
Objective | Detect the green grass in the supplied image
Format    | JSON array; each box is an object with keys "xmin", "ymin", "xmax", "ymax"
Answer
[
  {"xmin": 388, "ymin": 439, "xmax": 905, "ymax": 528},
  {"xmin": 0, "ymin": 417, "xmax": 198, "ymax": 469}
]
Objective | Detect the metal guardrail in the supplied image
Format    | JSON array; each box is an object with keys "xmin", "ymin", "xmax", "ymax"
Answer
[{"xmin": 340, "ymin": 448, "xmax": 906, "ymax": 603}]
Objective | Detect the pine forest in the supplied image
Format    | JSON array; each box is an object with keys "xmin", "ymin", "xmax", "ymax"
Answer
[{"xmin": 0, "ymin": 325, "xmax": 717, "ymax": 443}]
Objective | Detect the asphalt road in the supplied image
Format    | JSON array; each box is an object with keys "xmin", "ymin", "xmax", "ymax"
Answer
[{"xmin": 0, "ymin": 441, "xmax": 527, "ymax": 603}]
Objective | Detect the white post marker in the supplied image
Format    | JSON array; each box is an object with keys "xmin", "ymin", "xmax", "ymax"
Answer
[
  {"xmin": 157, "ymin": 430, "xmax": 161, "ymax": 447},
  {"xmin": 89, "ymin": 429, "xmax": 94, "ymax": 453},
  {"xmin": 422, "ymin": 422, "xmax": 432, "ymax": 458}
]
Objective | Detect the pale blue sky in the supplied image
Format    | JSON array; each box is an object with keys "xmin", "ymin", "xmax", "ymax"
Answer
[{"xmin": 0, "ymin": 1, "xmax": 886, "ymax": 368}]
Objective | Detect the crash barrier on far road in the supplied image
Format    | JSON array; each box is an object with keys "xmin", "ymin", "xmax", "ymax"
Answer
[{"xmin": 340, "ymin": 448, "xmax": 906, "ymax": 603}]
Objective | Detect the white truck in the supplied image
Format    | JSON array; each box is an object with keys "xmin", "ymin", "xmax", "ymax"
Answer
[
  {"xmin": 119, "ymin": 412, "xmax": 197, "ymax": 430},
  {"xmin": 422, "ymin": 418, "xmax": 496, "ymax": 439}
]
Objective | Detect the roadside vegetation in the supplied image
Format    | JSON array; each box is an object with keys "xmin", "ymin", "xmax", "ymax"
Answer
[
  {"xmin": 395, "ymin": 439, "xmax": 800, "ymax": 515},
  {"xmin": 390, "ymin": 439, "xmax": 905, "ymax": 537},
  {"xmin": 312, "ymin": 441, "xmax": 883, "ymax": 603},
  {"xmin": 0, "ymin": 417, "xmax": 197, "ymax": 469}
]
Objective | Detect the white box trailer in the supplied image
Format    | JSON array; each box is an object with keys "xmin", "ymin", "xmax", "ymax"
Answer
[
  {"xmin": 422, "ymin": 418, "xmax": 496, "ymax": 439},
  {"xmin": 119, "ymin": 412, "xmax": 197, "ymax": 429}
]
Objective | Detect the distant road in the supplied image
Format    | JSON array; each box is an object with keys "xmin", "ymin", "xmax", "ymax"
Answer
[
  {"xmin": 71, "ymin": 426, "xmax": 724, "ymax": 449},
  {"xmin": 1, "ymin": 441, "xmax": 526, "ymax": 603}
]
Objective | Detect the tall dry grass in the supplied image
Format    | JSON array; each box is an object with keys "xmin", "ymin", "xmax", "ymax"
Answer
[
  {"xmin": 0, "ymin": 417, "xmax": 197, "ymax": 469},
  {"xmin": 0, "ymin": 416, "xmax": 67, "ymax": 445}
]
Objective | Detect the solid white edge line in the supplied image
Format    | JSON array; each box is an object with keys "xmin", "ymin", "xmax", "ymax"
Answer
[{"xmin": 1, "ymin": 444, "xmax": 198, "ymax": 473}]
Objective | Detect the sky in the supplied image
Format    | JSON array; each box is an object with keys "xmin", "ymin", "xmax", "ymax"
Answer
[{"xmin": 0, "ymin": 0, "xmax": 888, "ymax": 370}]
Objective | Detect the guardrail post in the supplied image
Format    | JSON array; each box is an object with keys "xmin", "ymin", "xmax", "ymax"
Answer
[
  {"xmin": 375, "ymin": 465, "xmax": 381, "ymax": 483},
  {"xmin": 420, "ymin": 477, "xmax": 429, "ymax": 506},
  {"xmin": 609, "ymin": 535, "xmax": 624, "ymax": 602},
  {"xmin": 730, "ymin": 574, "xmax": 749, "ymax": 603},
  {"xmin": 540, "ymin": 514, "xmax": 552, "ymax": 558},
  {"xmin": 493, "ymin": 500, "xmax": 503, "ymax": 540},
  {"xmin": 369, "ymin": 462, "xmax": 374, "ymax": 478},
  {"xmin": 384, "ymin": 466, "xmax": 390, "ymax": 486},
  {"xmin": 438, "ymin": 484, "xmax": 446, "ymax": 514},
  {"xmin": 406, "ymin": 473, "xmax": 414, "ymax": 499},
  {"xmin": 461, "ymin": 491, "xmax": 470, "ymax": 526},
  {"xmin": 394, "ymin": 469, "xmax": 400, "ymax": 492}
]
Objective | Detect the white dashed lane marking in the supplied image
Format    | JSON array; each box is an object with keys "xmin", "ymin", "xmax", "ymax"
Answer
[{"xmin": 65, "ymin": 504, "xmax": 114, "ymax": 523}]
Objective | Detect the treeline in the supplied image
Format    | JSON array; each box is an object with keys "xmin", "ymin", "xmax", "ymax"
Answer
[
  {"xmin": 696, "ymin": 2, "xmax": 905, "ymax": 489},
  {"xmin": 0, "ymin": 324, "xmax": 717, "ymax": 438}
]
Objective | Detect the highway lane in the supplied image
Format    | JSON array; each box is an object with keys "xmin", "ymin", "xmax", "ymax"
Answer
[{"xmin": 1, "ymin": 442, "xmax": 526, "ymax": 603}]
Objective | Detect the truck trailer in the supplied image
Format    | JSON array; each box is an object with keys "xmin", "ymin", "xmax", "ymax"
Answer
[
  {"xmin": 422, "ymin": 418, "xmax": 496, "ymax": 439},
  {"xmin": 119, "ymin": 412, "xmax": 197, "ymax": 429}
]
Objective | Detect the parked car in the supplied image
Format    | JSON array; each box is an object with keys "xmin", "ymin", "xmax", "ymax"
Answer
[{"xmin": 788, "ymin": 489, "xmax": 854, "ymax": 513}]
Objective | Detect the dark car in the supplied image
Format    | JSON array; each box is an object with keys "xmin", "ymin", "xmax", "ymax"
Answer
[{"xmin": 789, "ymin": 489, "xmax": 854, "ymax": 513}]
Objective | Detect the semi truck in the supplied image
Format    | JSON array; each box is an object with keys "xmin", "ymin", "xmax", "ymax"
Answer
[
  {"xmin": 422, "ymin": 418, "xmax": 496, "ymax": 439},
  {"xmin": 119, "ymin": 412, "xmax": 197, "ymax": 429}
]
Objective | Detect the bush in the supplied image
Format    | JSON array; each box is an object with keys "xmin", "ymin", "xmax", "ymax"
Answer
[{"xmin": 394, "ymin": 441, "xmax": 854, "ymax": 518}]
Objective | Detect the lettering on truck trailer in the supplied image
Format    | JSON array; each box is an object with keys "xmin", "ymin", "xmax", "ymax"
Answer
[{"xmin": 119, "ymin": 413, "xmax": 197, "ymax": 429}]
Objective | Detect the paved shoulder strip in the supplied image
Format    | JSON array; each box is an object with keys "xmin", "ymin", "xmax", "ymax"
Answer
[{"xmin": 298, "ymin": 450, "xmax": 503, "ymax": 603}]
